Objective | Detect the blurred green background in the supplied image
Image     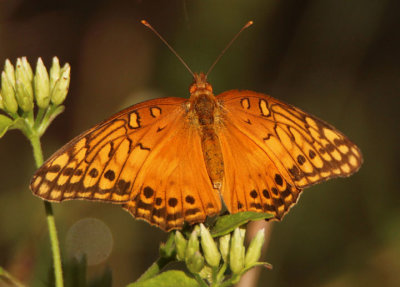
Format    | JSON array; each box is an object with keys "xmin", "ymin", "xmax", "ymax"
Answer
[{"xmin": 0, "ymin": 0, "xmax": 399, "ymax": 286}]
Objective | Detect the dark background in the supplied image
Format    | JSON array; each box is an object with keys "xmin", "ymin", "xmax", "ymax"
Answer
[{"xmin": 0, "ymin": 0, "xmax": 399, "ymax": 286}]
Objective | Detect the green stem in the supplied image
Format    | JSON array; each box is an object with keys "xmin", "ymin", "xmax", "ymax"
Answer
[
  {"xmin": 34, "ymin": 107, "xmax": 46, "ymax": 129},
  {"xmin": 36, "ymin": 105, "xmax": 54, "ymax": 136},
  {"xmin": 30, "ymin": 134, "xmax": 44, "ymax": 167},
  {"xmin": 29, "ymin": 133, "xmax": 64, "ymax": 287},
  {"xmin": 211, "ymin": 267, "xmax": 218, "ymax": 286},
  {"xmin": 37, "ymin": 105, "xmax": 64, "ymax": 137},
  {"xmin": 216, "ymin": 262, "xmax": 227, "ymax": 283},
  {"xmin": 0, "ymin": 266, "xmax": 26, "ymax": 287},
  {"xmin": 193, "ymin": 273, "xmax": 208, "ymax": 287},
  {"xmin": 219, "ymin": 274, "xmax": 241, "ymax": 287}
]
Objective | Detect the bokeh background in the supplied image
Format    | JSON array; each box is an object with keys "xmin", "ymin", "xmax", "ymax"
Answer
[{"xmin": 0, "ymin": 0, "xmax": 399, "ymax": 286}]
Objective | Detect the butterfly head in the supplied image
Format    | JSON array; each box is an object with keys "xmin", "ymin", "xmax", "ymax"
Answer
[{"xmin": 189, "ymin": 72, "xmax": 213, "ymax": 97}]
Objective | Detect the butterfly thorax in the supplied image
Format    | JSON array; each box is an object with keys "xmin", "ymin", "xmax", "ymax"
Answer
[{"xmin": 188, "ymin": 73, "xmax": 224, "ymax": 190}]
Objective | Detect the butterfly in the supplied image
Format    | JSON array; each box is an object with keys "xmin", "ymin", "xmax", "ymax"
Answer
[
  {"xmin": 30, "ymin": 71, "xmax": 362, "ymax": 231},
  {"xmin": 30, "ymin": 21, "xmax": 363, "ymax": 231}
]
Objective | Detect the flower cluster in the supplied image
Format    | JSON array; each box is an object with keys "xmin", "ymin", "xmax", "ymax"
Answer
[
  {"xmin": 174, "ymin": 223, "xmax": 268, "ymax": 286},
  {"xmin": 0, "ymin": 57, "xmax": 70, "ymax": 139}
]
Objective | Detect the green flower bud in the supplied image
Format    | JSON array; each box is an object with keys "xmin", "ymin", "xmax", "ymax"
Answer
[
  {"xmin": 186, "ymin": 251, "xmax": 205, "ymax": 274},
  {"xmin": 51, "ymin": 64, "xmax": 70, "ymax": 105},
  {"xmin": 49, "ymin": 57, "xmax": 60, "ymax": 91},
  {"xmin": 245, "ymin": 228, "xmax": 265, "ymax": 267},
  {"xmin": 15, "ymin": 80, "xmax": 33, "ymax": 111},
  {"xmin": 185, "ymin": 229, "xmax": 200, "ymax": 260},
  {"xmin": 21, "ymin": 57, "xmax": 33, "ymax": 81},
  {"xmin": 60, "ymin": 63, "xmax": 70, "ymax": 75},
  {"xmin": 229, "ymin": 227, "xmax": 245, "ymax": 274},
  {"xmin": 219, "ymin": 233, "xmax": 231, "ymax": 262},
  {"xmin": 4, "ymin": 59, "xmax": 15, "ymax": 87},
  {"xmin": 193, "ymin": 225, "xmax": 200, "ymax": 234},
  {"xmin": 1, "ymin": 71, "xmax": 18, "ymax": 113},
  {"xmin": 175, "ymin": 231, "xmax": 188, "ymax": 261},
  {"xmin": 15, "ymin": 58, "xmax": 34, "ymax": 112},
  {"xmin": 34, "ymin": 58, "xmax": 50, "ymax": 108},
  {"xmin": 200, "ymin": 223, "xmax": 220, "ymax": 267},
  {"xmin": 0, "ymin": 91, "xmax": 4, "ymax": 110}
]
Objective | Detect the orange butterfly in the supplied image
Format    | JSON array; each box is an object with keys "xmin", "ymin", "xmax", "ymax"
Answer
[{"xmin": 30, "ymin": 22, "xmax": 362, "ymax": 231}]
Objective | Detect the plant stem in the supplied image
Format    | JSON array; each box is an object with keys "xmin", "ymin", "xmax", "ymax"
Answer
[
  {"xmin": 0, "ymin": 266, "xmax": 26, "ymax": 287},
  {"xmin": 193, "ymin": 273, "xmax": 208, "ymax": 287},
  {"xmin": 29, "ymin": 133, "xmax": 64, "ymax": 287},
  {"xmin": 216, "ymin": 262, "xmax": 227, "ymax": 283},
  {"xmin": 30, "ymin": 133, "xmax": 44, "ymax": 167},
  {"xmin": 220, "ymin": 274, "xmax": 241, "ymax": 287},
  {"xmin": 34, "ymin": 107, "xmax": 46, "ymax": 129},
  {"xmin": 211, "ymin": 267, "xmax": 218, "ymax": 286}
]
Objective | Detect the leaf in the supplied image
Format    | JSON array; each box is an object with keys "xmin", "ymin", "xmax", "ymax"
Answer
[
  {"xmin": 241, "ymin": 261, "xmax": 273, "ymax": 273},
  {"xmin": 0, "ymin": 114, "xmax": 13, "ymax": 138},
  {"xmin": 211, "ymin": 212, "xmax": 274, "ymax": 237},
  {"xmin": 127, "ymin": 270, "xmax": 199, "ymax": 287}
]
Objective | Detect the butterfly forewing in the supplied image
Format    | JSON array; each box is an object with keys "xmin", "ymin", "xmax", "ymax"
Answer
[
  {"xmin": 218, "ymin": 90, "xmax": 363, "ymax": 189},
  {"xmin": 31, "ymin": 98, "xmax": 186, "ymax": 203}
]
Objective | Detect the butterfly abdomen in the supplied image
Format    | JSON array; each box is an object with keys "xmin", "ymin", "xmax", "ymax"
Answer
[{"xmin": 190, "ymin": 89, "xmax": 224, "ymax": 189}]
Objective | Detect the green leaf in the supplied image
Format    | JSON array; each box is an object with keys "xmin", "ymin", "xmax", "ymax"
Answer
[
  {"xmin": 238, "ymin": 261, "xmax": 273, "ymax": 277},
  {"xmin": 211, "ymin": 212, "xmax": 274, "ymax": 237},
  {"xmin": 127, "ymin": 271, "xmax": 199, "ymax": 287},
  {"xmin": 0, "ymin": 114, "xmax": 13, "ymax": 138}
]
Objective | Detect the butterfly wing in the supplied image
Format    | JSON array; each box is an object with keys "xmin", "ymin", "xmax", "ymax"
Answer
[
  {"xmin": 30, "ymin": 97, "xmax": 221, "ymax": 231},
  {"xmin": 217, "ymin": 90, "xmax": 362, "ymax": 219}
]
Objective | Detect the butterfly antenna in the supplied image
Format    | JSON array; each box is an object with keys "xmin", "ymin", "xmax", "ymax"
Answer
[
  {"xmin": 141, "ymin": 20, "xmax": 195, "ymax": 78},
  {"xmin": 206, "ymin": 21, "xmax": 254, "ymax": 78}
]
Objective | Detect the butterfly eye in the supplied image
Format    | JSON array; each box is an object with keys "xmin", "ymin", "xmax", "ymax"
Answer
[
  {"xmin": 205, "ymin": 83, "xmax": 213, "ymax": 92},
  {"xmin": 189, "ymin": 83, "xmax": 197, "ymax": 94}
]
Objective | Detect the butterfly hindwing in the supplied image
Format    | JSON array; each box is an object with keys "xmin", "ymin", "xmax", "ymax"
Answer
[
  {"xmin": 122, "ymin": 114, "xmax": 221, "ymax": 230},
  {"xmin": 218, "ymin": 118, "xmax": 302, "ymax": 219}
]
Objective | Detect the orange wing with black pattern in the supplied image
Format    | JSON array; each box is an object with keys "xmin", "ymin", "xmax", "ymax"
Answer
[
  {"xmin": 217, "ymin": 90, "xmax": 362, "ymax": 220},
  {"xmin": 30, "ymin": 97, "xmax": 221, "ymax": 231}
]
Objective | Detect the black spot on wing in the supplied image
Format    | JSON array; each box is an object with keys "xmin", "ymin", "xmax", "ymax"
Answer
[
  {"xmin": 104, "ymin": 169, "xmax": 115, "ymax": 181},
  {"xmin": 143, "ymin": 186, "xmax": 154, "ymax": 198},
  {"xmin": 89, "ymin": 168, "xmax": 99, "ymax": 178},
  {"xmin": 185, "ymin": 195, "xmax": 195, "ymax": 204},
  {"xmin": 274, "ymin": 174, "xmax": 283, "ymax": 186},
  {"xmin": 297, "ymin": 155, "xmax": 306, "ymax": 165},
  {"xmin": 250, "ymin": 190, "xmax": 258, "ymax": 199},
  {"xmin": 168, "ymin": 198, "xmax": 178, "ymax": 207}
]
